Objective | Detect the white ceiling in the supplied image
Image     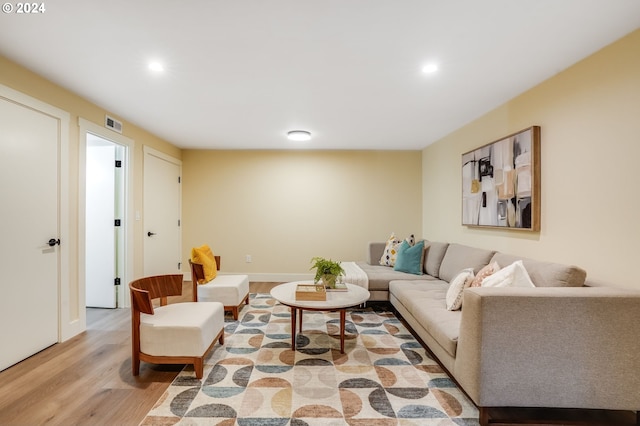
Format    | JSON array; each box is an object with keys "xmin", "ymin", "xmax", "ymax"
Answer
[{"xmin": 1, "ymin": 1, "xmax": 639, "ymax": 150}]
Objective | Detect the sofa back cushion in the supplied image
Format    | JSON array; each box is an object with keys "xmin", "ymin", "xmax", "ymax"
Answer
[
  {"xmin": 423, "ymin": 241, "xmax": 450, "ymax": 277},
  {"xmin": 367, "ymin": 242, "xmax": 387, "ymax": 265},
  {"xmin": 439, "ymin": 244, "xmax": 496, "ymax": 283},
  {"xmin": 490, "ymin": 252, "xmax": 586, "ymax": 287}
]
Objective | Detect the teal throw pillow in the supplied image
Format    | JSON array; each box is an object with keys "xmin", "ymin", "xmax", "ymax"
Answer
[{"xmin": 393, "ymin": 240, "xmax": 424, "ymax": 275}]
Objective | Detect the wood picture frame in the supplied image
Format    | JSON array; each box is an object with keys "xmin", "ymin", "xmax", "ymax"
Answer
[{"xmin": 461, "ymin": 126, "xmax": 540, "ymax": 231}]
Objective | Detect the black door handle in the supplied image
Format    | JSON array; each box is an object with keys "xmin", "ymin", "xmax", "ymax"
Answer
[
  {"xmin": 48, "ymin": 238, "xmax": 60, "ymax": 247},
  {"xmin": 147, "ymin": 232, "xmax": 156, "ymax": 237}
]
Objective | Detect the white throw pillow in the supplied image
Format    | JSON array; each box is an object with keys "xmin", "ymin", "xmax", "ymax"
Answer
[
  {"xmin": 445, "ymin": 268, "xmax": 475, "ymax": 311},
  {"xmin": 481, "ymin": 260, "xmax": 535, "ymax": 288}
]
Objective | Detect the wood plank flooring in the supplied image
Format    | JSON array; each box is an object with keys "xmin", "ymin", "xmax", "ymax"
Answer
[
  {"xmin": 0, "ymin": 281, "xmax": 635, "ymax": 425},
  {"xmin": 0, "ymin": 282, "xmax": 276, "ymax": 426}
]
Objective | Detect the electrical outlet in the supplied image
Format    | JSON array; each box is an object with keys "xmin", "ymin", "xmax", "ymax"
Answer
[{"xmin": 245, "ymin": 254, "xmax": 252, "ymax": 263}]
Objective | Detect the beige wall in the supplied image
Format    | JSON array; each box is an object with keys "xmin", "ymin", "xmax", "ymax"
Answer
[
  {"xmin": 0, "ymin": 55, "xmax": 181, "ymax": 332},
  {"xmin": 182, "ymin": 150, "xmax": 422, "ymax": 278},
  {"xmin": 422, "ymin": 29, "xmax": 640, "ymax": 289}
]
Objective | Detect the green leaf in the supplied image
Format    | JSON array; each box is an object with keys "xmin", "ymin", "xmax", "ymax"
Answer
[{"xmin": 309, "ymin": 256, "xmax": 344, "ymax": 283}]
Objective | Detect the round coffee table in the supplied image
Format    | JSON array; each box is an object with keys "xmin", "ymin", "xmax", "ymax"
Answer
[{"xmin": 270, "ymin": 281, "xmax": 370, "ymax": 353}]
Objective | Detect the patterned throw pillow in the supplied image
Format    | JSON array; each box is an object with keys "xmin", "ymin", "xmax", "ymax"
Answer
[
  {"xmin": 379, "ymin": 233, "xmax": 415, "ymax": 267},
  {"xmin": 405, "ymin": 234, "xmax": 416, "ymax": 246},
  {"xmin": 469, "ymin": 261, "xmax": 500, "ymax": 287},
  {"xmin": 445, "ymin": 268, "xmax": 475, "ymax": 311}
]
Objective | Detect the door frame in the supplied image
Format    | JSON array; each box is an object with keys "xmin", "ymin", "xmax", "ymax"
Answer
[
  {"xmin": 0, "ymin": 84, "xmax": 72, "ymax": 340},
  {"xmin": 78, "ymin": 118, "xmax": 134, "ymax": 310}
]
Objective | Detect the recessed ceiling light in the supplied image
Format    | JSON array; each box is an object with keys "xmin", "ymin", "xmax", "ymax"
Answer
[
  {"xmin": 422, "ymin": 63, "xmax": 438, "ymax": 74},
  {"xmin": 287, "ymin": 130, "xmax": 311, "ymax": 141},
  {"xmin": 148, "ymin": 62, "xmax": 164, "ymax": 73}
]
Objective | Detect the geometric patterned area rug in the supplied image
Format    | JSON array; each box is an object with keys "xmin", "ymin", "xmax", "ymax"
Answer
[{"xmin": 141, "ymin": 293, "xmax": 479, "ymax": 425}]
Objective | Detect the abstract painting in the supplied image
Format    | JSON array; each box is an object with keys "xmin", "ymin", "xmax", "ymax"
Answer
[{"xmin": 462, "ymin": 126, "xmax": 540, "ymax": 231}]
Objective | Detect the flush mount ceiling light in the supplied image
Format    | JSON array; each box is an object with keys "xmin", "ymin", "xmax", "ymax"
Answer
[
  {"xmin": 422, "ymin": 63, "xmax": 438, "ymax": 74},
  {"xmin": 287, "ymin": 130, "xmax": 311, "ymax": 141},
  {"xmin": 148, "ymin": 61, "xmax": 164, "ymax": 73}
]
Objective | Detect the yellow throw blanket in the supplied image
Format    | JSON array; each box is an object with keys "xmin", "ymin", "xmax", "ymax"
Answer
[{"xmin": 191, "ymin": 244, "xmax": 218, "ymax": 283}]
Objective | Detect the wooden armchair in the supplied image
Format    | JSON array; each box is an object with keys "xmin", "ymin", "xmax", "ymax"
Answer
[
  {"xmin": 129, "ymin": 274, "xmax": 224, "ymax": 379},
  {"xmin": 189, "ymin": 255, "xmax": 250, "ymax": 320}
]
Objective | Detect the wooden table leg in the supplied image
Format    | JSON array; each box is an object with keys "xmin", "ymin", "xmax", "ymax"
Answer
[
  {"xmin": 299, "ymin": 309, "xmax": 303, "ymax": 332},
  {"xmin": 340, "ymin": 309, "xmax": 346, "ymax": 353},
  {"xmin": 290, "ymin": 307, "xmax": 297, "ymax": 351}
]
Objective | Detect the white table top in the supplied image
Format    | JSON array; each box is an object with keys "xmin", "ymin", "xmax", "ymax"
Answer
[{"xmin": 270, "ymin": 280, "xmax": 370, "ymax": 310}]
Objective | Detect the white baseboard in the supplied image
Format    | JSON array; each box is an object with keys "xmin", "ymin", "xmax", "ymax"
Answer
[
  {"xmin": 183, "ymin": 271, "xmax": 313, "ymax": 283},
  {"xmin": 246, "ymin": 273, "xmax": 313, "ymax": 282}
]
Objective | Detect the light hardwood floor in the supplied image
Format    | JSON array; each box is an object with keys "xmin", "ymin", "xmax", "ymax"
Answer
[
  {"xmin": 0, "ymin": 282, "xmax": 278, "ymax": 426},
  {"xmin": 0, "ymin": 281, "xmax": 635, "ymax": 426}
]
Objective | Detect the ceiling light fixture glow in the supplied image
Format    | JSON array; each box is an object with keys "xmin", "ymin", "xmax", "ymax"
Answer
[
  {"xmin": 148, "ymin": 62, "xmax": 164, "ymax": 72},
  {"xmin": 422, "ymin": 63, "xmax": 438, "ymax": 74},
  {"xmin": 287, "ymin": 130, "xmax": 311, "ymax": 141}
]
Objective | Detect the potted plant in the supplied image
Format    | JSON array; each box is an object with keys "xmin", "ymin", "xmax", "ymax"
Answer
[{"xmin": 310, "ymin": 256, "xmax": 345, "ymax": 289}]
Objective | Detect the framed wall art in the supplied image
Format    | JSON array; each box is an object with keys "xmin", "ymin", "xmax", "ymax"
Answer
[{"xmin": 461, "ymin": 126, "xmax": 540, "ymax": 231}]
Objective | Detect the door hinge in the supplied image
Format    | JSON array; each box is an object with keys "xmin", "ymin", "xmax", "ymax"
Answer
[
  {"xmin": 115, "ymin": 160, "xmax": 122, "ymax": 168},
  {"xmin": 178, "ymin": 176, "xmax": 181, "ymax": 183},
  {"xmin": 114, "ymin": 219, "xmax": 121, "ymax": 226},
  {"xmin": 114, "ymin": 277, "xmax": 121, "ymax": 286},
  {"xmin": 178, "ymin": 262, "xmax": 181, "ymax": 270},
  {"xmin": 178, "ymin": 219, "xmax": 181, "ymax": 227}
]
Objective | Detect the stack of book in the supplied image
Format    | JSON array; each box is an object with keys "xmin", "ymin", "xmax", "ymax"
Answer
[{"xmin": 326, "ymin": 282, "xmax": 348, "ymax": 292}]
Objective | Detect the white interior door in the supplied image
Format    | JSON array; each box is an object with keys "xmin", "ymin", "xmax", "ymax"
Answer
[
  {"xmin": 143, "ymin": 147, "xmax": 182, "ymax": 276},
  {"xmin": 0, "ymin": 96, "xmax": 59, "ymax": 371},
  {"xmin": 85, "ymin": 136, "xmax": 121, "ymax": 308}
]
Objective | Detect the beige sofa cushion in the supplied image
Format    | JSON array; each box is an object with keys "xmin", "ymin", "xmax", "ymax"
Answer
[
  {"xmin": 140, "ymin": 301, "xmax": 224, "ymax": 357},
  {"xmin": 198, "ymin": 274, "xmax": 250, "ymax": 306},
  {"xmin": 438, "ymin": 244, "xmax": 495, "ymax": 283},
  {"xmin": 356, "ymin": 261, "xmax": 436, "ymax": 291},
  {"xmin": 389, "ymin": 280, "xmax": 461, "ymax": 358},
  {"xmin": 423, "ymin": 241, "xmax": 449, "ymax": 277},
  {"xmin": 490, "ymin": 253, "xmax": 586, "ymax": 287}
]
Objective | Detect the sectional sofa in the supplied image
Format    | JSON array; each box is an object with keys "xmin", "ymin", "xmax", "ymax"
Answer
[{"xmin": 353, "ymin": 241, "xmax": 640, "ymax": 425}]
